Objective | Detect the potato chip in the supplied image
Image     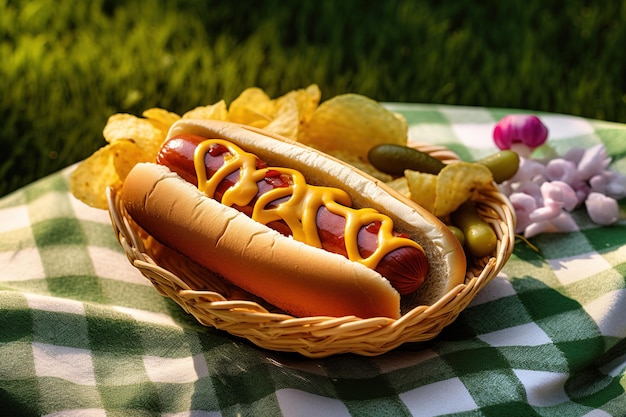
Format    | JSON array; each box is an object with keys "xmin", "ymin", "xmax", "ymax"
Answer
[
  {"xmin": 295, "ymin": 84, "xmax": 321, "ymax": 125},
  {"xmin": 70, "ymin": 139, "xmax": 158, "ymax": 209},
  {"xmin": 433, "ymin": 162, "xmax": 493, "ymax": 217},
  {"xmin": 264, "ymin": 96, "xmax": 300, "ymax": 139},
  {"xmin": 299, "ymin": 94, "xmax": 408, "ymax": 162},
  {"xmin": 183, "ymin": 100, "xmax": 229, "ymax": 121},
  {"xmin": 404, "ymin": 170, "xmax": 437, "ymax": 212},
  {"xmin": 393, "ymin": 112, "xmax": 409, "ymax": 133},
  {"xmin": 143, "ymin": 108, "xmax": 181, "ymax": 134},
  {"xmin": 227, "ymin": 87, "xmax": 273, "ymax": 127},
  {"xmin": 102, "ymin": 113, "xmax": 166, "ymax": 156},
  {"xmin": 273, "ymin": 85, "xmax": 321, "ymax": 139},
  {"xmin": 226, "ymin": 85, "xmax": 321, "ymax": 140},
  {"xmin": 111, "ymin": 139, "xmax": 153, "ymax": 180},
  {"xmin": 71, "ymin": 139, "xmax": 155, "ymax": 209},
  {"xmin": 70, "ymin": 146, "xmax": 119, "ymax": 209},
  {"xmin": 266, "ymin": 85, "xmax": 321, "ymax": 140},
  {"xmin": 384, "ymin": 176, "xmax": 411, "ymax": 199},
  {"xmin": 276, "ymin": 85, "xmax": 320, "ymax": 132}
]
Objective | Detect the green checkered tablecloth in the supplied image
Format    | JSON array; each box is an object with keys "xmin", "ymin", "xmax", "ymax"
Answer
[{"xmin": 2, "ymin": 104, "xmax": 625, "ymax": 416}]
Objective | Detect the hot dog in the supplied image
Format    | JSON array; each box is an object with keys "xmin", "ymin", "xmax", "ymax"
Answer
[
  {"xmin": 155, "ymin": 133, "xmax": 428, "ymax": 295},
  {"xmin": 120, "ymin": 119, "xmax": 466, "ymax": 319}
]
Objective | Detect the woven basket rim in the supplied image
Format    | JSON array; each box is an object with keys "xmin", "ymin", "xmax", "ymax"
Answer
[{"xmin": 107, "ymin": 142, "xmax": 516, "ymax": 357}]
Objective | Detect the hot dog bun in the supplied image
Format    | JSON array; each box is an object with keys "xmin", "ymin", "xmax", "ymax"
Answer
[{"xmin": 120, "ymin": 119, "xmax": 466, "ymax": 319}]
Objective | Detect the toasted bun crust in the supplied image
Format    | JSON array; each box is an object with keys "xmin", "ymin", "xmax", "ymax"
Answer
[{"xmin": 120, "ymin": 119, "xmax": 466, "ymax": 318}]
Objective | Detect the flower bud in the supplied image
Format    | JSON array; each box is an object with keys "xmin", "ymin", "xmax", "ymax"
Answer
[{"xmin": 493, "ymin": 115, "xmax": 549, "ymax": 151}]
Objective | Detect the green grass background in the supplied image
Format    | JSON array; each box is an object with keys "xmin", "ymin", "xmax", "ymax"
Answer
[{"xmin": 2, "ymin": 0, "xmax": 625, "ymax": 197}]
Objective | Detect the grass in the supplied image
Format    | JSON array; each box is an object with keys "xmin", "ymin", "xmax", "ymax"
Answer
[{"xmin": 2, "ymin": 0, "xmax": 625, "ymax": 197}]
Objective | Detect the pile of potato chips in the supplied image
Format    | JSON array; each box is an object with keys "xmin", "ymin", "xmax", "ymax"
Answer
[
  {"xmin": 70, "ymin": 84, "xmax": 410, "ymax": 209},
  {"xmin": 70, "ymin": 83, "xmax": 494, "ymax": 224}
]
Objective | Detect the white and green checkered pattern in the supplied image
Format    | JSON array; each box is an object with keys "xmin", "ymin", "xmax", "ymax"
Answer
[{"xmin": 1, "ymin": 104, "xmax": 625, "ymax": 416}]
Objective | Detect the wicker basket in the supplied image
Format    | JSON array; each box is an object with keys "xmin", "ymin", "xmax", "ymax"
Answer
[{"xmin": 107, "ymin": 143, "xmax": 515, "ymax": 358}]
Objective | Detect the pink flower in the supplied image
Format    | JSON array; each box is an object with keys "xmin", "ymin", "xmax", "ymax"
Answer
[
  {"xmin": 524, "ymin": 212, "xmax": 578, "ymax": 238},
  {"xmin": 546, "ymin": 181, "xmax": 578, "ymax": 212},
  {"xmin": 545, "ymin": 159, "xmax": 577, "ymax": 185},
  {"xmin": 509, "ymin": 192, "xmax": 537, "ymax": 234},
  {"xmin": 576, "ymin": 144, "xmax": 612, "ymax": 181},
  {"xmin": 604, "ymin": 171, "xmax": 626, "ymax": 199},
  {"xmin": 509, "ymin": 157, "xmax": 545, "ymax": 183},
  {"xmin": 512, "ymin": 181, "xmax": 542, "ymax": 201},
  {"xmin": 571, "ymin": 180, "xmax": 591, "ymax": 205},
  {"xmin": 493, "ymin": 115, "xmax": 549, "ymax": 151},
  {"xmin": 563, "ymin": 147, "xmax": 585, "ymax": 165},
  {"xmin": 585, "ymin": 192, "xmax": 619, "ymax": 225}
]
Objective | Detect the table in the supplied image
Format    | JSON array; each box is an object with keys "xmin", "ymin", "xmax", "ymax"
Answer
[{"xmin": 1, "ymin": 104, "xmax": 625, "ymax": 416}]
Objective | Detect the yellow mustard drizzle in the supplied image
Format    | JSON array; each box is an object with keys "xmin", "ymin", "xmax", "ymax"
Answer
[{"xmin": 194, "ymin": 139, "xmax": 425, "ymax": 269}]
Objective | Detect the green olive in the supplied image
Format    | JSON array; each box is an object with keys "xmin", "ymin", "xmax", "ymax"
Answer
[
  {"xmin": 447, "ymin": 225, "xmax": 466, "ymax": 246},
  {"xmin": 476, "ymin": 150, "xmax": 520, "ymax": 183},
  {"xmin": 368, "ymin": 144, "xmax": 446, "ymax": 176},
  {"xmin": 450, "ymin": 200, "xmax": 497, "ymax": 258}
]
